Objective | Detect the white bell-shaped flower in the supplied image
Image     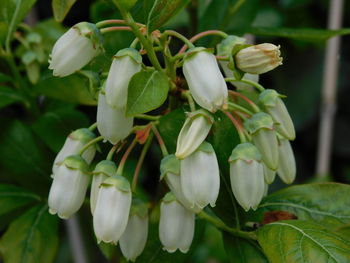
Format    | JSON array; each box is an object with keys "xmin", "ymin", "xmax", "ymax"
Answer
[
  {"xmin": 159, "ymin": 193, "xmax": 195, "ymax": 253},
  {"xmin": 229, "ymin": 143, "xmax": 265, "ymax": 211},
  {"xmin": 263, "ymin": 163, "xmax": 276, "ymax": 184},
  {"xmin": 93, "ymin": 175, "xmax": 132, "ymax": 244},
  {"xmin": 160, "ymin": 155, "xmax": 201, "ymax": 213},
  {"xmin": 97, "ymin": 92, "xmax": 133, "ymax": 144},
  {"xmin": 120, "ymin": 202, "xmax": 149, "ymax": 262},
  {"xmin": 180, "ymin": 142, "xmax": 220, "ymax": 209},
  {"xmin": 90, "ymin": 160, "xmax": 117, "ymax": 214},
  {"xmin": 48, "ymin": 155, "xmax": 90, "ymax": 219},
  {"xmin": 52, "ymin": 128, "xmax": 96, "ymax": 175},
  {"xmin": 49, "ymin": 22, "xmax": 103, "ymax": 77},
  {"xmin": 245, "ymin": 112, "xmax": 279, "ymax": 170},
  {"xmin": 183, "ymin": 47, "xmax": 228, "ymax": 112},
  {"xmin": 259, "ymin": 89, "xmax": 295, "ymax": 140},
  {"xmin": 277, "ymin": 138, "xmax": 296, "ymax": 184},
  {"xmin": 105, "ymin": 48, "xmax": 142, "ymax": 109},
  {"xmin": 175, "ymin": 110, "xmax": 213, "ymax": 159}
]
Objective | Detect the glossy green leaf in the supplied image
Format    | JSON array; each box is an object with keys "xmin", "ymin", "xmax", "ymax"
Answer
[
  {"xmin": 112, "ymin": 0, "xmax": 138, "ymax": 11},
  {"xmin": 0, "ymin": 86, "xmax": 26, "ymax": 108},
  {"xmin": 0, "ymin": 204, "xmax": 59, "ymax": 263},
  {"xmin": 247, "ymin": 27, "xmax": 350, "ymax": 41},
  {"xmin": 223, "ymin": 233, "xmax": 268, "ymax": 263},
  {"xmin": 32, "ymin": 108, "xmax": 89, "ymax": 152},
  {"xmin": 0, "ymin": 0, "xmax": 37, "ymax": 45},
  {"xmin": 252, "ymin": 183, "xmax": 350, "ymax": 227},
  {"xmin": 147, "ymin": 0, "xmax": 190, "ymax": 31},
  {"xmin": 52, "ymin": 0, "xmax": 78, "ymax": 22},
  {"xmin": 35, "ymin": 73, "xmax": 97, "ymax": 105},
  {"xmin": 126, "ymin": 70, "xmax": 169, "ymax": 116},
  {"xmin": 258, "ymin": 220, "xmax": 350, "ymax": 263}
]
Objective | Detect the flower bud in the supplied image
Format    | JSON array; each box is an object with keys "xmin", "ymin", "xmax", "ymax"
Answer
[
  {"xmin": 105, "ymin": 48, "xmax": 142, "ymax": 109},
  {"xmin": 245, "ymin": 112, "xmax": 279, "ymax": 170},
  {"xmin": 49, "ymin": 22, "xmax": 103, "ymax": 77},
  {"xmin": 159, "ymin": 193, "xmax": 195, "ymax": 253},
  {"xmin": 120, "ymin": 201, "xmax": 148, "ymax": 262},
  {"xmin": 175, "ymin": 110, "xmax": 213, "ymax": 159},
  {"xmin": 259, "ymin": 89, "xmax": 295, "ymax": 140},
  {"xmin": 263, "ymin": 163, "xmax": 276, "ymax": 184},
  {"xmin": 183, "ymin": 48, "xmax": 228, "ymax": 112},
  {"xmin": 229, "ymin": 143, "xmax": 265, "ymax": 211},
  {"xmin": 160, "ymin": 155, "xmax": 201, "ymax": 213},
  {"xmin": 48, "ymin": 155, "xmax": 90, "ymax": 219},
  {"xmin": 97, "ymin": 92, "xmax": 133, "ymax": 144},
  {"xmin": 93, "ymin": 175, "xmax": 132, "ymax": 244},
  {"xmin": 52, "ymin": 128, "xmax": 96, "ymax": 175},
  {"xmin": 277, "ymin": 139, "xmax": 296, "ymax": 184},
  {"xmin": 90, "ymin": 160, "xmax": 117, "ymax": 214},
  {"xmin": 180, "ymin": 142, "xmax": 220, "ymax": 209},
  {"xmin": 235, "ymin": 43, "xmax": 282, "ymax": 74}
]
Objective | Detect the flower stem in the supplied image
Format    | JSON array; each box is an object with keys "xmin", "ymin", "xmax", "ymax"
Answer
[
  {"xmin": 100, "ymin": 26, "xmax": 132, "ymax": 34},
  {"xmin": 179, "ymin": 30, "xmax": 228, "ymax": 53},
  {"xmin": 88, "ymin": 122, "xmax": 97, "ymax": 131},
  {"xmin": 130, "ymin": 38, "xmax": 139, "ymax": 49},
  {"xmin": 78, "ymin": 136, "xmax": 104, "ymax": 155},
  {"xmin": 198, "ymin": 210, "xmax": 257, "ymax": 240},
  {"xmin": 135, "ymin": 114, "xmax": 161, "ymax": 121},
  {"xmin": 151, "ymin": 123, "xmax": 168, "ymax": 156},
  {"xmin": 225, "ymin": 78, "xmax": 265, "ymax": 92},
  {"xmin": 228, "ymin": 90, "xmax": 260, "ymax": 113},
  {"xmin": 182, "ymin": 91, "xmax": 196, "ymax": 112},
  {"xmin": 132, "ymin": 132, "xmax": 154, "ymax": 192},
  {"xmin": 96, "ymin": 19, "xmax": 144, "ymax": 28},
  {"xmin": 164, "ymin": 30, "xmax": 195, "ymax": 49},
  {"xmin": 228, "ymin": 102, "xmax": 253, "ymax": 116},
  {"xmin": 116, "ymin": 137, "xmax": 138, "ymax": 176},
  {"xmin": 224, "ymin": 111, "xmax": 247, "ymax": 143},
  {"xmin": 106, "ymin": 143, "xmax": 120, "ymax": 161}
]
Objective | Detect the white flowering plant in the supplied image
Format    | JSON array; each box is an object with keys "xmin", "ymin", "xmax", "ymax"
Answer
[{"xmin": 0, "ymin": 0, "xmax": 350, "ymax": 263}]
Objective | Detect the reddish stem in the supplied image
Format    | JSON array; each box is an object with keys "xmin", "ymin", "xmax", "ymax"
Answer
[
  {"xmin": 179, "ymin": 30, "xmax": 227, "ymax": 53},
  {"xmin": 100, "ymin": 26, "xmax": 132, "ymax": 34},
  {"xmin": 151, "ymin": 124, "xmax": 168, "ymax": 156},
  {"xmin": 97, "ymin": 19, "xmax": 144, "ymax": 28},
  {"xmin": 116, "ymin": 137, "xmax": 138, "ymax": 176}
]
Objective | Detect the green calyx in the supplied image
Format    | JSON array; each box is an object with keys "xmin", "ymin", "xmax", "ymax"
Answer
[
  {"xmin": 228, "ymin": 143, "xmax": 262, "ymax": 162},
  {"xmin": 160, "ymin": 154, "xmax": 180, "ymax": 180},
  {"xmin": 162, "ymin": 192, "xmax": 177, "ymax": 203},
  {"xmin": 196, "ymin": 141, "xmax": 215, "ymax": 154},
  {"xmin": 69, "ymin": 128, "xmax": 96, "ymax": 144},
  {"xmin": 186, "ymin": 109, "xmax": 214, "ymax": 124},
  {"xmin": 184, "ymin": 47, "xmax": 214, "ymax": 61},
  {"xmin": 101, "ymin": 175, "xmax": 131, "ymax": 192},
  {"xmin": 130, "ymin": 198, "xmax": 149, "ymax": 218},
  {"xmin": 114, "ymin": 48, "xmax": 142, "ymax": 64},
  {"xmin": 74, "ymin": 22, "xmax": 104, "ymax": 52},
  {"xmin": 63, "ymin": 155, "xmax": 90, "ymax": 173},
  {"xmin": 244, "ymin": 112, "xmax": 274, "ymax": 134},
  {"xmin": 259, "ymin": 89, "xmax": 286, "ymax": 107},
  {"xmin": 217, "ymin": 35, "xmax": 246, "ymax": 56},
  {"xmin": 92, "ymin": 160, "xmax": 117, "ymax": 177}
]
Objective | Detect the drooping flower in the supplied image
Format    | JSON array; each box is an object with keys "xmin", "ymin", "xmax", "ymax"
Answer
[{"xmin": 277, "ymin": 138, "xmax": 296, "ymax": 184}]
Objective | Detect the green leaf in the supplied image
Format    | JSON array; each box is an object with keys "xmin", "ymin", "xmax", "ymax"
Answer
[
  {"xmin": 0, "ymin": 86, "xmax": 26, "ymax": 108},
  {"xmin": 247, "ymin": 27, "xmax": 350, "ymax": 41},
  {"xmin": 0, "ymin": 0, "xmax": 37, "ymax": 45},
  {"xmin": 251, "ymin": 183, "xmax": 350, "ymax": 227},
  {"xmin": 52, "ymin": 0, "xmax": 78, "ymax": 22},
  {"xmin": 112, "ymin": 0, "xmax": 138, "ymax": 11},
  {"xmin": 258, "ymin": 220, "xmax": 350, "ymax": 263},
  {"xmin": 0, "ymin": 204, "xmax": 59, "ymax": 263},
  {"xmin": 126, "ymin": 70, "xmax": 169, "ymax": 116},
  {"xmin": 35, "ymin": 73, "xmax": 97, "ymax": 105},
  {"xmin": 32, "ymin": 108, "xmax": 89, "ymax": 152},
  {"xmin": 147, "ymin": 0, "xmax": 190, "ymax": 31},
  {"xmin": 223, "ymin": 233, "xmax": 268, "ymax": 263}
]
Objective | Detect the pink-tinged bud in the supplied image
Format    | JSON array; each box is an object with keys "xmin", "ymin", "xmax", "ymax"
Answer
[
  {"xmin": 235, "ymin": 43, "xmax": 282, "ymax": 74},
  {"xmin": 277, "ymin": 139, "xmax": 296, "ymax": 184}
]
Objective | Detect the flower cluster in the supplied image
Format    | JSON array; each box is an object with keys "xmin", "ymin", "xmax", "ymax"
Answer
[{"xmin": 47, "ymin": 19, "xmax": 295, "ymax": 260}]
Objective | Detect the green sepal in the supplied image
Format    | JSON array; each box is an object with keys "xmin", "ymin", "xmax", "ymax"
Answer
[
  {"xmin": 244, "ymin": 112, "xmax": 274, "ymax": 134},
  {"xmin": 160, "ymin": 154, "xmax": 180, "ymax": 180},
  {"xmin": 74, "ymin": 22, "xmax": 104, "ymax": 53},
  {"xmin": 162, "ymin": 192, "xmax": 177, "ymax": 203},
  {"xmin": 259, "ymin": 89, "xmax": 286, "ymax": 107},
  {"xmin": 114, "ymin": 48, "xmax": 142, "ymax": 64},
  {"xmin": 186, "ymin": 109, "xmax": 214, "ymax": 124},
  {"xmin": 63, "ymin": 155, "xmax": 90, "ymax": 173},
  {"xmin": 130, "ymin": 198, "xmax": 149, "ymax": 218},
  {"xmin": 101, "ymin": 175, "xmax": 131, "ymax": 193},
  {"xmin": 184, "ymin": 47, "xmax": 214, "ymax": 61},
  {"xmin": 69, "ymin": 128, "xmax": 96, "ymax": 145},
  {"xmin": 228, "ymin": 143, "xmax": 262, "ymax": 162},
  {"xmin": 217, "ymin": 35, "xmax": 246, "ymax": 56},
  {"xmin": 92, "ymin": 160, "xmax": 117, "ymax": 177},
  {"xmin": 197, "ymin": 141, "xmax": 215, "ymax": 154}
]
